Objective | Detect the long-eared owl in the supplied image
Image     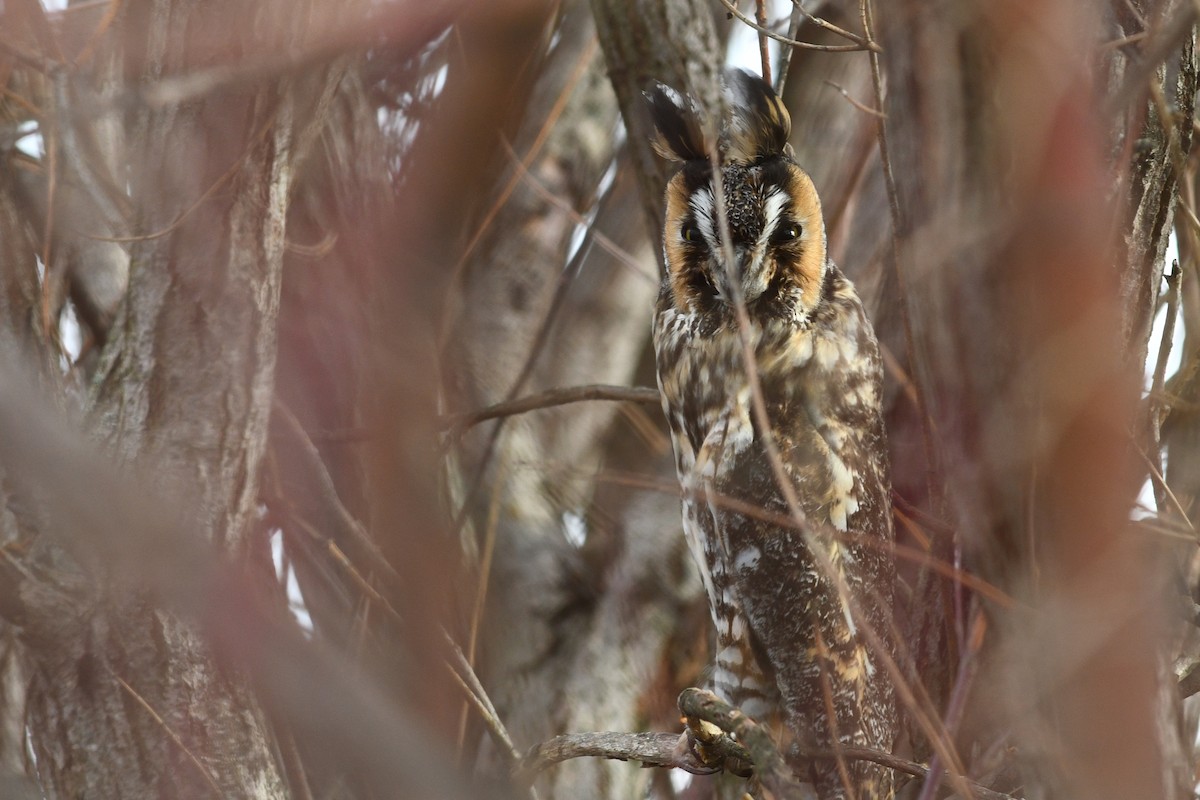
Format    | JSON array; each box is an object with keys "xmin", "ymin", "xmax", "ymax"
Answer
[{"xmin": 648, "ymin": 70, "xmax": 896, "ymax": 799}]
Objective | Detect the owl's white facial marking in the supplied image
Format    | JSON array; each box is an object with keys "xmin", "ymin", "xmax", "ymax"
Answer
[
  {"xmin": 739, "ymin": 189, "xmax": 790, "ymax": 300},
  {"xmin": 689, "ymin": 187, "xmax": 717, "ymax": 253}
]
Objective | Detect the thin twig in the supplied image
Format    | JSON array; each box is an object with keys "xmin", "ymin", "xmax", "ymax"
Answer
[
  {"xmin": 790, "ymin": 0, "xmax": 873, "ymax": 47},
  {"xmin": 1134, "ymin": 442, "xmax": 1195, "ymax": 531},
  {"xmin": 584, "ymin": 465, "xmax": 1018, "ymax": 607},
  {"xmin": 0, "ymin": 35, "xmax": 59, "ymax": 74},
  {"xmin": 71, "ymin": 0, "xmax": 125, "ymax": 67},
  {"xmin": 1098, "ymin": 31, "xmax": 1149, "ymax": 52},
  {"xmin": 824, "ymin": 79, "xmax": 885, "ymax": 118},
  {"xmin": 112, "ymin": 672, "xmax": 227, "ymax": 798},
  {"xmin": 499, "ymin": 140, "xmax": 653, "ymax": 282},
  {"xmin": 274, "ymin": 402, "xmax": 403, "ymax": 586},
  {"xmin": 756, "ymin": 0, "xmax": 773, "ymax": 85},
  {"xmin": 456, "ymin": 455, "xmax": 506, "ymax": 753},
  {"xmin": 774, "ymin": 6, "xmax": 805, "ymax": 96},
  {"xmin": 444, "ymin": 663, "xmax": 521, "ymax": 763},
  {"xmin": 916, "ymin": 607, "xmax": 986, "ymax": 800},
  {"xmin": 437, "ymin": 37, "xmax": 599, "ymax": 354},
  {"xmin": 275, "ymin": 725, "xmax": 316, "ymax": 800},
  {"xmin": 813, "ymin": 627, "xmax": 856, "ymax": 799},
  {"xmin": 1108, "ymin": 1, "xmax": 1198, "ymax": 113},
  {"xmin": 442, "ymin": 633, "xmax": 527, "ymax": 769},
  {"xmin": 39, "ymin": 101, "xmax": 58, "ymax": 338},
  {"xmin": 717, "ymin": 0, "xmax": 875, "ymax": 52},
  {"xmin": 444, "ymin": 384, "xmax": 660, "ymax": 431},
  {"xmin": 94, "ymin": 111, "xmax": 277, "ymax": 243}
]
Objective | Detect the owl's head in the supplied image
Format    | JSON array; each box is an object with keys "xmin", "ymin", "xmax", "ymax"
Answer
[{"xmin": 646, "ymin": 69, "xmax": 827, "ymax": 323}]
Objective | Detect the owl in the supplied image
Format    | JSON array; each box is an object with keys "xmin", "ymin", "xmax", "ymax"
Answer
[{"xmin": 648, "ymin": 70, "xmax": 896, "ymax": 799}]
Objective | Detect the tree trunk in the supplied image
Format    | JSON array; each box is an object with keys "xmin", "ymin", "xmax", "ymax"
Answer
[
  {"xmin": 443, "ymin": 5, "xmax": 696, "ymax": 798},
  {"xmin": 7, "ymin": 1, "xmax": 338, "ymax": 796}
]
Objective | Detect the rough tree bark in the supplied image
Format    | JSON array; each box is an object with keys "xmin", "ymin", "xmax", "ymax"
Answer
[{"xmin": 0, "ymin": 0, "xmax": 340, "ymax": 796}]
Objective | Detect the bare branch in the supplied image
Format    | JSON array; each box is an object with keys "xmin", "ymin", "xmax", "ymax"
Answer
[
  {"xmin": 443, "ymin": 384, "xmax": 660, "ymax": 431},
  {"xmin": 789, "ymin": 0, "xmax": 873, "ymax": 47},
  {"xmin": 717, "ymin": 0, "xmax": 877, "ymax": 52},
  {"xmin": 514, "ymin": 731, "xmax": 718, "ymax": 786},
  {"xmin": 755, "ymin": 0, "xmax": 772, "ymax": 84},
  {"xmin": 823, "ymin": 79, "xmax": 885, "ymax": 118},
  {"xmin": 272, "ymin": 401, "xmax": 403, "ymax": 587},
  {"xmin": 442, "ymin": 633, "xmax": 525, "ymax": 767},
  {"xmin": 498, "ymin": 139, "xmax": 653, "ymax": 281}
]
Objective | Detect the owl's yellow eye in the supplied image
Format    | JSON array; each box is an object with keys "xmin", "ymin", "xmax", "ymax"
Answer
[
  {"xmin": 681, "ymin": 221, "xmax": 702, "ymax": 244},
  {"xmin": 771, "ymin": 223, "xmax": 801, "ymax": 245}
]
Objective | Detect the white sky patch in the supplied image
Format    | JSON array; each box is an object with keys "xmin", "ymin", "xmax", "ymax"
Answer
[
  {"xmin": 15, "ymin": 120, "xmax": 41, "ymax": 158},
  {"xmin": 565, "ymin": 155, "xmax": 620, "ymax": 266},
  {"xmin": 428, "ymin": 61, "xmax": 449, "ymax": 97},
  {"xmin": 60, "ymin": 301, "xmax": 82, "ymax": 366},
  {"xmin": 562, "ymin": 510, "xmax": 587, "ymax": 548},
  {"xmin": 1135, "ymin": 231, "xmax": 1184, "ymax": 521},
  {"xmin": 1143, "ymin": 280, "xmax": 1185, "ymax": 395},
  {"xmin": 271, "ymin": 529, "xmax": 314, "ymax": 633},
  {"xmin": 725, "ymin": 0, "xmax": 791, "ymax": 76},
  {"xmin": 669, "ymin": 767, "xmax": 694, "ymax": 794}
]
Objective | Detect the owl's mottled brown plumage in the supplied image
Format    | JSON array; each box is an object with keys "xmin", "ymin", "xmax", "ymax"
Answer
[{"xmin": 648, "ymin": 70, "xmax": 896, "ymax": 799}]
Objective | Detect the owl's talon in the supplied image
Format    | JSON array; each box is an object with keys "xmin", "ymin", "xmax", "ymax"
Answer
[{"xmin": 671, "ymin": 729, "xmax": 721, "ymax": 775}]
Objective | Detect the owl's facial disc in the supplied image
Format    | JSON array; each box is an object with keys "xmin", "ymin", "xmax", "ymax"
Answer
[{"xmin": 664, "ymin": 158, "xmax": 826, "ymax": 319}]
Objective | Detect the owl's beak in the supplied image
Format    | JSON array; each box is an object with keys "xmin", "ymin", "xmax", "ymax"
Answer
[
  {"xmin": 735, "ymin": 244, "xmax": 770, "ymax": 303},
  {"xmin": 715, "ymin": 244, "xmax": 768, "ymax": 304}
]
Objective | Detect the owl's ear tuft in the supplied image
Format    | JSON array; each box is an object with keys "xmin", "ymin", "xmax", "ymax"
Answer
[
  {"xmin": 722, "ymin": 68, "xmax": 791, "ymax": 163},
  {"xmin": 644, "ymin": 82, "xmax": 712, "ymax": 162}
]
